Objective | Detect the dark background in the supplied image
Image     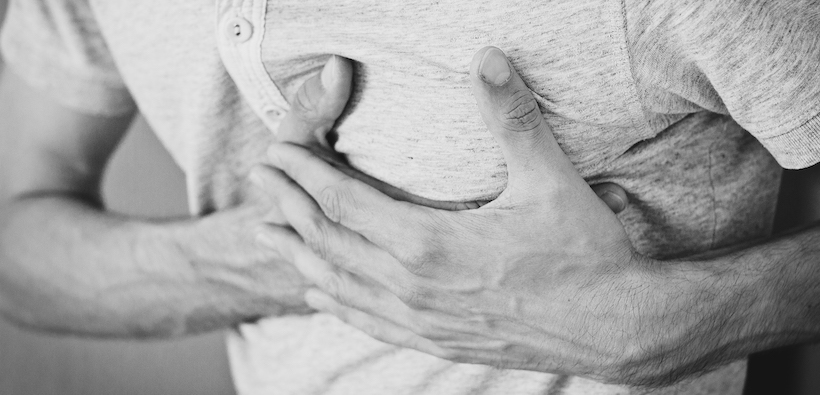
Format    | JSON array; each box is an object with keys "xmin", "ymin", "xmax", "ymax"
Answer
[{"xmin": 0, "ymin": 1, "xmax": 817, "ymax": 394}]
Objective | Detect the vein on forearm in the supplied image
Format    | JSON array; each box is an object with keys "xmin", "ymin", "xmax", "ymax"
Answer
[{"xmin": 0, "ymin": 194, "xmax": 197, "ymax": 337}]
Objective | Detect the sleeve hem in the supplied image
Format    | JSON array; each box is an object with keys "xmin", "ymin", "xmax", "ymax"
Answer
[
  {"xmin": 758, "ymin": 111, "xmax": 820, "ymax": 169},
  {"xmin": 1, "ymin": 30, "xmax": 136, "ymax": 117}
]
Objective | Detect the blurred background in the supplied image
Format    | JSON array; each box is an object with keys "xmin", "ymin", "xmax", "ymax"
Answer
[
  {"xmin": 0, "ymin": 110, "xmax": 237, "ymax": 395},
  {"xmin": 0, "ymin": 1, "xmax": 235, "ymax": 394},
  {"xmin": 0, "ymin": 1, "xmax": 817, "ymax": 394}
]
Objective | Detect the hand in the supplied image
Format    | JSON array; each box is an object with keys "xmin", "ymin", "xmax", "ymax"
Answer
[
  {"xmin": 167, "ymin": 58, "xmax": 361, "ymax": 319},
  {"xmin": 250, "ymin": 48, "xmax": 700, "ymax": 386},
  {"xmin": 245, "ymin": 52, "xmax": 626, "ymax": 316},
  {"xmin": 203, "ymin": 55, "xmax": 513, "ymax": 320}
]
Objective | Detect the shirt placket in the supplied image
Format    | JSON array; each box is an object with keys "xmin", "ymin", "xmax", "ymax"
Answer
[{"xmin": 214, "ymin": 0, "xmax": 289, "ymax": 133}]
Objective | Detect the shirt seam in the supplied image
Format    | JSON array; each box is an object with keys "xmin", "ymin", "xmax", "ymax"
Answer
[
  {"xmin": 247, "ymin": 0, "xmax": 289, "ymax": 112},
  {"xmin": 756, "ymin": 107, "xmax": 820, "ymax": 140},
  {"xmin": 615, "ymin": 0, "xmax": 651, "ymax": 136}
]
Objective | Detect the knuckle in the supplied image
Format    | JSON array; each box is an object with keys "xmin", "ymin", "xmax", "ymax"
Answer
[
  {"xmin": 318, "ymin": 185, "xmax": 343, "ymax": 223},
  {"xmin": 393, "ymin": 214, "xmax": 446, "ymax": 276},
  {"xmin": 497, "ymin": 90, "xmax": 542, "ymax": 133},
  {"xmin": 292, "ymin": 81, "xmax": 322, "ymax": 119},
  {"xmin": 396, "ymin": 284, "xmax": 433, "ymax": 310},
  {"xmin": 402, "ymin": 248, "xmax": 435, "ymax": 276},
  {"xmin": 400, "ymin": 229, "xmax": 445, "ymax": 277},
  {"xmin": 318, "ymin": 180, "xmax": 357, "ymax": 223},
  {"xmin": 301, "ymin": 214, "xmax": 336, "ymax": 260},
  {"xmin": 408, "ymin": 315, "xmax": 438, "ymax": 339}
]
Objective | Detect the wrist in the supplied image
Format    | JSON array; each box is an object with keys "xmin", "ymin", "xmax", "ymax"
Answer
[
  {"xmin": 743, "ymin": 232, "xmax": 820, "ymax": 348},
  {"xmin": 168, "ymin": 211, "xmax": 314, "ymax": 321},
  {"xmin": 97, "ymin": 219, "xmax": 241, "ymax": 337},
  {"xmin": 616, "ymin": 255, "xmax": 754, "ymax": 385}
]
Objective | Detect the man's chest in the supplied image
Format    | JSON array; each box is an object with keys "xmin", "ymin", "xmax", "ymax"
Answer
[
  {"xmin": 258, "ymin": 1, "xmax": 653, "ymax": 200},
  {"xmin": 89, "ymin": 0, "xmax": 782, "ymax": 273},
  {"xmin": 93, "ymin": 0, "xmax": 649, "ymax": 201}
]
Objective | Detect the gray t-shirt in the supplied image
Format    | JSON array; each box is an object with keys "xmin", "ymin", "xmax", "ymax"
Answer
[{"xmin": 3, "ymin": 0, "xmax": 819, "ymax": 394}]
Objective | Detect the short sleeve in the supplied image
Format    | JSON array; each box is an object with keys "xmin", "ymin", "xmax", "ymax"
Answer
[
  {"xmin": 0, "ymin": 0, "xmax": 136, "ymax": 116},
  {"xmin": 628, "ymin": 0, "xmax": 820, "ymax": 169}
]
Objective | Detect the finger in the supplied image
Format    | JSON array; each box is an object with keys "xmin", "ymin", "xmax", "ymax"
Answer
[
  {"xmin": 470, "ymin": 47, "xmax": 578, "ymax": 189},
  {"xmin": 301, "ymin": 145, "xmax": 488, "ymax": 211},
  {"xmin": 256, "ymin": 225, "xmax": 415, "ymax": 321},
  {"xmin": 306, "ymin": 289, "xmax": 526, "ymax": 367},
  {"xmin": 331, "ymin": 164, "xmax": 489, "ymax": 210},
  {"xmin": 248, "ymin": 172, "xmax": 289, "ymax": 225},
  {"xmin": 277, "ymin": 55, "xmax": 353, "ymax": 147},
  {"xmin": 591, "ymin": 183, "xmax": 629, "ymax": 214},
  {"xmin": 305, "ymin": 289, "xmax": 448, "ymax": 358},
  {"xmin": 264, "ymin": 232, "xmax": 428, "ymax": 336},
  {"xmin": 256, "ymin": 217, "xmax": 412, "ymax": 304},
  {"xmin": 251, "ymin": 164, "xmax": 409, "ymax": 288},
  {"xmin": 255, "ymin": 224, "xmax": 338, "ymax": 284},
  {"xmin": 267, "ymin": 143, "xmax": 429, "ymax": 258},
  {"xmin": 302, "ymin": 269, "xmax": 419, "ymax": 332}
]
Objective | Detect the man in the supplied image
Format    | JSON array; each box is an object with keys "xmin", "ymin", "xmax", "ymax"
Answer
[{"xmin": 0, "ymin": 0, "xmax": 818, "ymax": 394}]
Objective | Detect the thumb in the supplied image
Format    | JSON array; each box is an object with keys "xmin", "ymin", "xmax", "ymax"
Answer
[
  {"xmin": 277, "ymin": 55, "xmax": 353, "ymax": 147},
  {"xmin": 591, "ymin": 183, "xmax": 629, "ymax": 214},
  {"xmin": 470, "ymin": 47, "xmax": 576, "ymax": 189}
]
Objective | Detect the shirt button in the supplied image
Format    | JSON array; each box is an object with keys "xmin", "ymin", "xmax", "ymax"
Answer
[{"xmin": 225, "ymin": 17, "xmax": 253, "ymax": 43}]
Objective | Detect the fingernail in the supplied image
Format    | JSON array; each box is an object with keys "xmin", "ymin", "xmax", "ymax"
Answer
[
  {"xmin": 321, "ymin": 55, "xmax": 340, "ymax": 88},
  {"xmin": 479, "ymin": 48, "xmax": 511, "ymax": 86},
  {"xmin": 601, "ymin": 191, "xmax": 626, "ymax": 213}
]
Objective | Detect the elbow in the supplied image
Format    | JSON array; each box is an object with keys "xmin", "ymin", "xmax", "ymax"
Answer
[
  {"xmin": 0, "ymin": 286, "xmax": 58, "ymax": 335},
  {"xmin": 0, "ymin": 272, "xmax": 64, "ymax": 335}
]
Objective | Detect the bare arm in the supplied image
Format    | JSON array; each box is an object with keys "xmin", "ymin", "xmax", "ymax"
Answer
[
  {"xmin": 0, "ymin": 55, "xmax": 629, "ymax": 340},
  {"xmin": 679, "ymin": 216, "xmax": 820, "ymax": 350},
  {"xmin": 0, "ymin": 70, "xmax": 311, "ymax": 338}
]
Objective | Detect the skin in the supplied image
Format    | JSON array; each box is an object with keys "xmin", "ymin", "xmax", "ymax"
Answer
[
  {"xmin": 0, "ymin": 60, "xmax": 483, "ymax": 337},
  {"xmin": 254, "ymin": 48, "xmax": 820, "ymax": 387},
  {"xmin": 0, "ymin": 68, "xmax": 313, "ymax": 337},
  {"xmin": 0, "ymin": 54, "xmax": 627, "ymax": 338}
]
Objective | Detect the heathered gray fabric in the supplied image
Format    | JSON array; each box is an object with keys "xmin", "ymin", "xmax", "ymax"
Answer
[{"xmin": 2, "ymin": 0, "xmax": 818, "ymax": 394}]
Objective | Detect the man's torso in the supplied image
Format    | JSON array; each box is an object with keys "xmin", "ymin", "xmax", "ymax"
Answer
[{"xmin": 85, "ymin": 1, "xmax": 781, "ymax": 393}]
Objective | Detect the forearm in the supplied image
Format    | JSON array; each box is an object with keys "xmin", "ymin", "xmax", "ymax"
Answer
[
  {"xmin": 0, "ymin": 194, "xmax": 310, "ymax": 338},
  {"xmin": 708, "ymin": 224, "xmax": 820, "ymax": 347},
  {"xmin": 643, "ymin": 224, "xmax": 820, "ymax": 383}
]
